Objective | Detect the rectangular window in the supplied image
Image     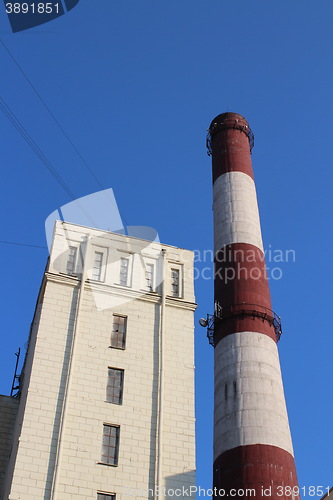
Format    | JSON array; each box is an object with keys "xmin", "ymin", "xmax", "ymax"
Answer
[
  {"xmin": 171, "ymin": 268, "xmax": 180, "ymax": 297},
  {"xmin": 106, "ymin": 368, "xmax": 124, "ymax": 405},
  {"xmin": 97, "ymin": 494, "xmax": 115, "ymax": 500},
  {"xmin": 97, "ymin": 493, "xmax": 116, "ymax": 500},
  {"xmin": 119, "ymin": 257, "xmax": 129, "ymax": 286},
  {"xmin": 92, "ymin": 251, "xmax": 103, "ymax": 281},
  {"xmin": 101, "ymin": 424, "xmax": 120, "ymax": 466},
  {"xmin": 110, "ymin": 315, "xmax": 127, "ymax": 349},
  {"xmin": 66, "ymin": 246, "xmax": 77, "ymax": 275},
  {"xmin": 145, "ymin": 263, "xmax": 154, "ymax": 291}
]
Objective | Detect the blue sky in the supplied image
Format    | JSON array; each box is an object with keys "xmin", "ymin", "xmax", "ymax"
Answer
[{"xmin": 1, "ymin": 0, "xmax": 332, "ymax": 495}]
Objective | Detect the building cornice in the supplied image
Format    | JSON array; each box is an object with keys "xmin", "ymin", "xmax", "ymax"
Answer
[{"xmin": 44, "ymin": 272, "xmax": 197, "ymax": 311}]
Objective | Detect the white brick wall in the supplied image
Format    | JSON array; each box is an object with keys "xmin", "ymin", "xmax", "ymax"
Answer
[
  {"xmin": 214, "ymin": 331, "xmax": 294, "ymax": 459},
  {"xmin": 213, "ymin": 171, "xmax": 263, "ymax": 252},
  {"xmin": 3, "ymin": 222, "xmax": 196, "ymax": 500}
]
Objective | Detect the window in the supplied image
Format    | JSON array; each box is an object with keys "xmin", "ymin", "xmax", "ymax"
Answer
[
  {"xmin": 101, "ymin": 425, "xmax": 120, "ymax": 465},
  {"xmin": 119, "ymin": 257, "xmax": 129, "ymax": 286},
  {"xmin": 97, "ymin": 494, "xmax": 115, "ymax": 500},
  {"xmin": 106, "ymin": 368, "xmax": 124, "ymax": 404},
  {"xmin": 92, "ymin": 251, "xmax": 103, "ymax": 281},
  {"xmin": 171, "ymin": 268, "xmax": 180, "ymax": 297},
  {"xmin": 66, "ymin": 246, "xmax": 77, "ymax": 275},
  {"xmin": 145, "ymin": 263, "xmax": 154, "ymax": 291},
  {"xmin": 111, "ymin": 315, "xmax": 127, "ymax": 349}
]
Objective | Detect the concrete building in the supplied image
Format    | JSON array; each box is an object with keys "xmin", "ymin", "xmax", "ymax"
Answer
[{"xmin": 0, "ymin": 221, "xmax": 196, "ymax": 500}]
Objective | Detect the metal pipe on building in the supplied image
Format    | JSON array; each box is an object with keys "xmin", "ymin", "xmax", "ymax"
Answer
[{"xmin": 155, "ymin": 248, "xmax": 167, "ymax": 499}]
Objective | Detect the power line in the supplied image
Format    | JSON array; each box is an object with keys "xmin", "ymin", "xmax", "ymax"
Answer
[
  {"xmin": 0, "ymin": 96, "xmax": 76, "ymax": 200},
  {"xmin": 0, "ymin": 39, "xmax": 105, "ymax": 191},
  {"xmin": 0, "ymin": 39, "xmax": 130, "ymax": 231},
  {"xmin": 0, "ymin": 240, "xmax": 47, "ymax": 249},
  {"xmin": 0, "ymin": 97, "xmax": 103, "ymax": 229}
]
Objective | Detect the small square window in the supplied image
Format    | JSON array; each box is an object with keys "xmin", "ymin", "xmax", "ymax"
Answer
[
  {"xmin": 92, "ymin": 251, "xmax": 103, "ymax": 281},
  {"xmin": 101, "ymin": 424, "xmax": 120, "ymax": 466},
  {"xmin": 119, "ymin": 257, "xmax": 129, "ymax": 286},
  {"xmin": 110, "ymin": 315, "xmax": 127, "ymax": 349},
  {"xmin": 106, "ymin": 368, "xmax": 124, "ymax": 405},
  {"xmin": 66, "ymin": 246, "xmax": 77, "ymax": 275},
  {"xmin": 171, "ymin": 268, "xmax": 180, "ymax": 297}
]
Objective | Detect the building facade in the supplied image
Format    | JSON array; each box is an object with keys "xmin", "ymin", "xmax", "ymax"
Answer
[{"xmin": 1, "ymin": 221, "xmax": 196, "ymax": 500}]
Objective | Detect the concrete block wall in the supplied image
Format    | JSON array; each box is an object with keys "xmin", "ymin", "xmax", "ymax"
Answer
[
  {"xmin": 3, "ymin": 222, "xmax": 196, "ymax": 500},
  {"xmin": 0, "ymin": 396, "xmax": 19, "ymax": 497}
]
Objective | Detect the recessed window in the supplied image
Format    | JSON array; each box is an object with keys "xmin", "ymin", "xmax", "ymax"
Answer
[
  {"xmin": 92, "ymin": 251, "xmax": 103, "ymax": 281},
  {"xmin": 106, "ymin": 368, "xmax": 124, "ymax": 405},
  {"xmin": 66, "ymin": 246, "xmax": 77, "ymax": 275},
  {"xmin": 111, "ymin": 315, "xmax": 127, "ymax": 349},
  {"xmin": 119, "ymin": 257, "xmax": 129, "ymax": 286},
  {"xmin": 101, "ymin": 424, "xmax": 120, "ymax": 466},
  {"xmin": 97, "ymin": 494, "xmax": 115, "ymax": 500},
  {"xmin": 145, "ymin": 263, "xmax": 154, "ymax": 291},
  {"xmin": 171, "ymin": 268, "xmax": 180, "ymax": 297}
]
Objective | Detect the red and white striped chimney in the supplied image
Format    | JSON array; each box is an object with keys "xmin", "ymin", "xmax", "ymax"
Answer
[{"xmin": 208, "ymin": 113, "xmax": 299, "ymax": 499}]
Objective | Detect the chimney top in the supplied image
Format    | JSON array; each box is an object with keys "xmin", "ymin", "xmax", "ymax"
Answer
[{"xmin": 207, "ymin": 112, "xmax": 254, "ymax": 155}]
